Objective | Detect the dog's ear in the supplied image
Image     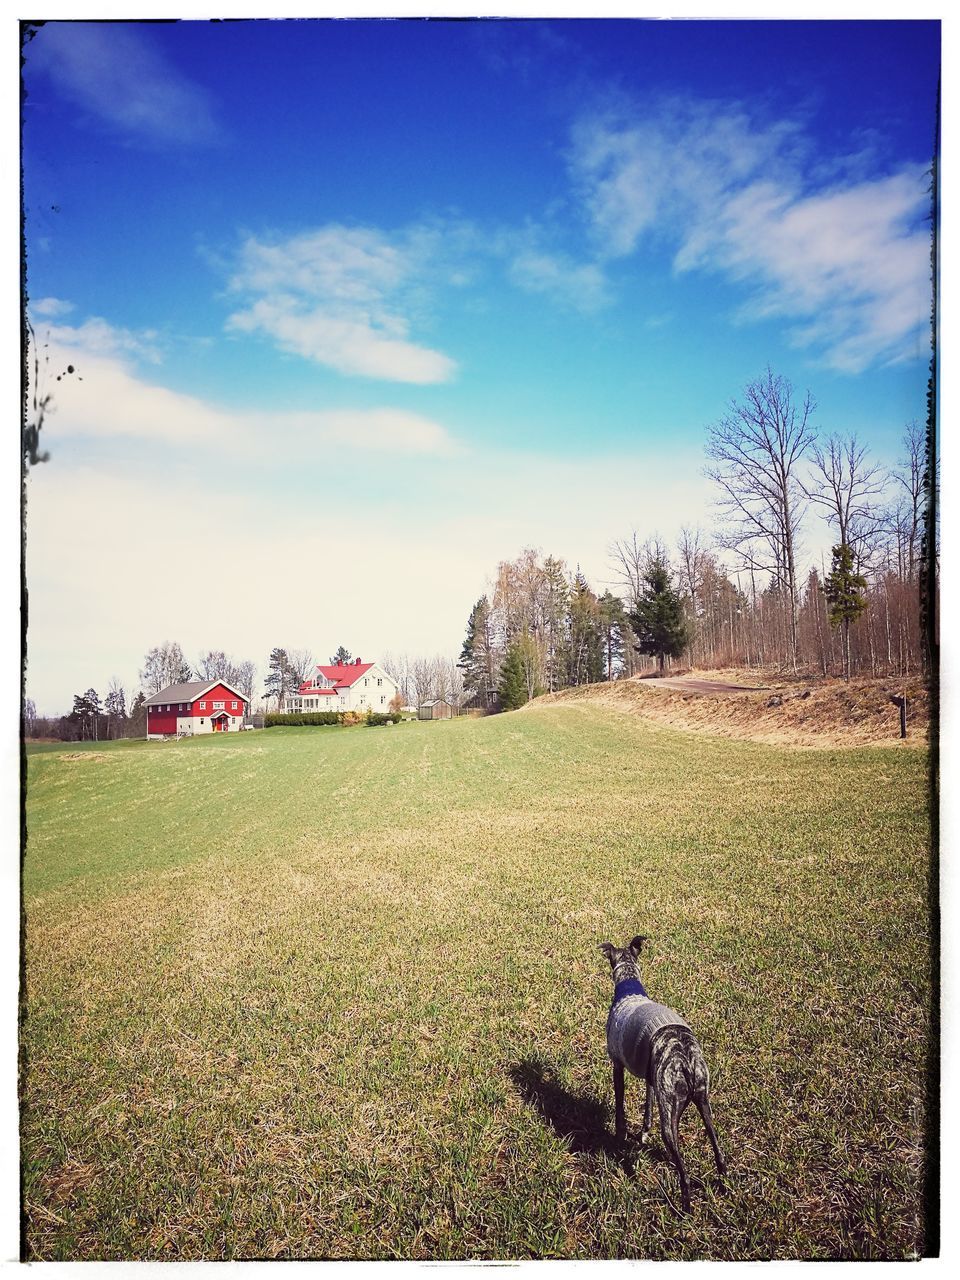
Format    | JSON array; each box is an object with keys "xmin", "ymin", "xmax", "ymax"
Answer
[
  {"xmin": 629, "ymin": 935, "xmax": 648, "ymax": 956},
  {"xmin": 598, "ymin": 942, "xmax": 617, "ymax": 965}
]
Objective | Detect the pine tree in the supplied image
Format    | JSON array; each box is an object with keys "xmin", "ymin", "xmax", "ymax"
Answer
[
  {"xmin": 597, "ymin": 591, "xmax": 628, "ymax": 681},
  {"xmin": 542, "ymin": 556, "xmax": 571, "ymax": 691},
  {"xmin": 824, "ymin": 543, "xmax": 868, "ymax": 680},
  {"xmin": 264, "ymin": 647, "xmax": 297, "ymax": 710},
  {"xmin": 565, "ymin": 573, "xmax": 605, "ymax": 686},
  {"xmin": 330, "ymin": 645, "xmax": 352, "ymax": 666},
  {"xmin": 458, "ymin": 596, "xmax": 497, "ymax": 707},
  {"xmin": 629, "ymin": 558, "xmax": 690, "ymax": 673},
  {"xmin": 129, "ymin": 691, "xmax": 147, "ymax": 738},
  {"xmin": 498, "ymin": 641, "xmax": 528, "ymax": 711}
]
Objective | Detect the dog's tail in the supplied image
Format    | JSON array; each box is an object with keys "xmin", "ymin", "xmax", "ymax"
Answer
[{"xmin": 681, "ymin": 1037, "xmax": 727, "ymax": 1179}]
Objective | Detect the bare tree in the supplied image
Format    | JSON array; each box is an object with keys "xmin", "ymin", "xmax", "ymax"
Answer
[
  {"xmin": 381, "ymin": 651, "xmax": 412, "ymax": 704},
  {"xmin": 890, "ymin": 420, "xmax": 925, "ymax": 583},
  {"xmin": 609, "ymin": 531, "xmax": 667, "ymax": 609},
  {"xmin": 197, "ymin": 650, "xmax": 231, "ymax": 681},
  {"xmin": 140, "ymin": 641, "xmax": 192, "ymax": 693},
  {"xmin": 705, "ymin": 368, "xmax": 815, "ymax": 672},
  {"xmin": 287, "ymin": 648, "xmax": 315, "ymax": 688},
  {"xmin": 231, "ymin": 660, "xmax": 256, "ymax": 702},
  {"xmin": 411, "ymin": 655, "xmax": 435, "ymax": 705},
  {"xmin": 804, "ymin": 433, "xmax": 887, "ymax": 570},
  {"xmin": 677, "ymin": 526, "xmax": 708, "ymax": 664},
  {"xmin": 445, "ymin": 658, "xmax": 465, "ymax": 709},
  {"xmin": 104, "ymin": 677, "xmax": 127, "ymax": 739}
]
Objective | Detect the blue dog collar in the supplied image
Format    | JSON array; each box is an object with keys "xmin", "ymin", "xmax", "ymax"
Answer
[{"xmin": 614, "ymin": 977, "xmax": 648, "ymax": 1002}]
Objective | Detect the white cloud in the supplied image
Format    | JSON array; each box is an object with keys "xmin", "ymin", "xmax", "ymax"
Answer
[
  {"xmin": 25, "ymin": 22, "xmax": 221, "ymax": 146},
  {"xmin": 28, "ymin": 325, "xmax": 461, "ymax": 458},
  {"xmin": 569, "ymin": 100, "xmax": 929, "ymax": 371},
  {"xmin": 30, "ymin": 296, "xmax": 74, "ymax": 318},
  {"xmin": 506, "ymin": 243, "xmax": 609, "ymax": 313},
  {"xmin": 44, "ymin": 315, "xmax": 164, "ymax": 364},
  {"xmin": 226, "ymin": 227, "xmax": 458, "ymax": 384}
]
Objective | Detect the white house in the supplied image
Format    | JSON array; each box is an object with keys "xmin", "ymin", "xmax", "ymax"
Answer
[{"xmin": 287, "ymin": 658, "xmax": 400, "ymax": 714}]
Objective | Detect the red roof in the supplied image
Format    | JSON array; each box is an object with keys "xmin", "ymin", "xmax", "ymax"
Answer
[{"xmin": 315, "ymin": 662, "xmax": 375, "ymax": 689}]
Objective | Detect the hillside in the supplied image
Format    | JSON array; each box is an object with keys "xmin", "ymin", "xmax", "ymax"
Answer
[{"xmin": 527, "ymin": 669, "xmax": 931, "ymax": 748}]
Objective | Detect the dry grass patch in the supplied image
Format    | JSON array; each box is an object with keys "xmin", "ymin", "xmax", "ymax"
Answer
[{"xmin": 531, "ymin": 669, "xmax": 930, "ymax": 747}]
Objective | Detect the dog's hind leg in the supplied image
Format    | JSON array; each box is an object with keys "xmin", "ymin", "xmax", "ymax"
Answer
[
  {"xmin": 695, "ymin": 1093, "xmax": 726, "ymax": 1178},
  {"xmin": 641, "ymin": 1079, "xmax": 653, "ymax": 1144},
  {"xmin": 656, "ymin": 1089, "xmax": 691, "ymax": 1214},
  {"xmin": 613, "ymin": 1062, "xmax": 626, "ymax": 1143}
]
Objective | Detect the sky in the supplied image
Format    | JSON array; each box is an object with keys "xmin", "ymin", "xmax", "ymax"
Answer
[{"xmin": 19, "ymin": 14, "xmax": 941, "ymax": 716}]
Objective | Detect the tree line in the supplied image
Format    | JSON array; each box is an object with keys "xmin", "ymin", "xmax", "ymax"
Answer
[{"xmin": 456, "ymin": 370, "xmax": 935, "ymax": 711}]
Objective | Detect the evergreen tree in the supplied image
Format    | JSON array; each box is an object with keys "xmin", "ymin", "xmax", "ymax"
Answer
[
  {"xmin": 597, "ymin": 591, "xmax": 628, "ymax": 681},
  {"xmin": 264, "ymin": 647, "xmax": 297, "ymax": 710},
  {"xmin": 498, "ymin": 641, "xmax": 529, "ymax": 711},
  {"xmin": 565, "ymin": 572, "xmax": 605, "ymax": 686},
  {"xmin": 129, "ymin": 691, "xmax": 147, "ymax": 738},
  {"xmin": 823, "ymin": 543, "xmax": 868, "ymax": 680},
  {"xmin": 330, "ymin": 645, "xmax": 352, "ymax": 666},
  {"xmin": 629, "ymin": 558, "xmax": 690, "ymax": 672},
  {"xmin": 542, "ymin": 556, "xmax": 571, "ymax": 691},
  {"xmin": 68, "ymin": 689, "xmax": 102, "ymax": 740},
  {"xmin": 458, "ymin": 596, "xmax": 497, "ymax": 707}
]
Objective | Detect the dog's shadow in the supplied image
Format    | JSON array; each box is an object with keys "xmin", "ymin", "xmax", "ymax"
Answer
[{"xmin": 509, "ymin": 1055, "xmax": 672, "ymax": 1175}]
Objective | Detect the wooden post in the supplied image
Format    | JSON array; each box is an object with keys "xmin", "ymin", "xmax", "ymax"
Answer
[{"xmin": 889, "ymin": 693, "xmax": 908, "ymax": 739}]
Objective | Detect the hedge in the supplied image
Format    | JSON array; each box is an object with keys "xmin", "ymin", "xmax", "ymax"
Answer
[
  {"xmin": 264, "ymin": 710, "xmax": 402, "ymax": 728},
  {"xmin": 264, "ymin": 711, "xmax": 343, "ymax": 727}
]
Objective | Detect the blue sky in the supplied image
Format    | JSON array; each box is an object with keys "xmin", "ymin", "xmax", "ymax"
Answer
[{"xmin": 20, "ymin": 15, "xmax": 940, "ymax": 714}]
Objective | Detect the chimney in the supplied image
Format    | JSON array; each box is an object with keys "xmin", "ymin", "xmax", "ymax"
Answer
[{"xmin": 356, "ymin": 657, "xmax": 362, "ymax": 664}]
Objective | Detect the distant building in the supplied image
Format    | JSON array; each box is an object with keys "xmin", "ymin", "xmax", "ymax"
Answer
[
  {"xmin": 418, "ymin": 699, "xmax": 453, "ymax": 720},
  {"xmin": 287, "ymin": 658, "xmax": 400, "ymax": 714},
  {"xmin": 145, "ymin": 681, "xmax": 249, "ymax": 738}
]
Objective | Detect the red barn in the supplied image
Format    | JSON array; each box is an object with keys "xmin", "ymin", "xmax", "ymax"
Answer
[{"xmin": 145, "ymin": 681, "xmax": 249, "ymax": 738}]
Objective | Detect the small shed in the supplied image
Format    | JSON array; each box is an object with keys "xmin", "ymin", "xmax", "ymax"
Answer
[{"xmin": 419, "ymin": 699, "xmax": 453, "ymax": 720}]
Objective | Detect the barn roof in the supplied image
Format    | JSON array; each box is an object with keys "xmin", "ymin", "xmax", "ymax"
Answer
[{"xmin": 145, "ymin": 680, "xmax": 247, "ymax": 706}]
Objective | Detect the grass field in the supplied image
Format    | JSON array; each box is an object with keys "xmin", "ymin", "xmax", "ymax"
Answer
[{"xmin": 22, "ymin": 706, "xmax": 932, "ymax": 1259}]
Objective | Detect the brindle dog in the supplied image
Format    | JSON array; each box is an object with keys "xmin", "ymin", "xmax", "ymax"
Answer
[{"xmin": 599, "ymin": 935, "xmax": 726, "ymax": 1213}]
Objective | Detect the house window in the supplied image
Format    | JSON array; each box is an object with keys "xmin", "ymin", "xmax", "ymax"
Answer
[
  {"xmin": 200, "ymin": 718, "xmax": 205, "ymax": 724},
  {"xmin": 377, "ymin": 678, "xmax": 382, "ymax": 686},
  {"xmin": 199, "ymin": 701, "xmax": 206, "ymax": 710},
  {"xmin": 231, "ymin": 701, "xmax": 238, "ymax": 710},
  {"xmin": 381, "ymin": 695, "xmax": 386, "ymax": 705},
  {"xmin": 213, "ymin": 701, "xmax": 225, "ymax": 710},
  {"xmin": 364, "ymin": 678, "xmax": 368, "ymax": 686}
]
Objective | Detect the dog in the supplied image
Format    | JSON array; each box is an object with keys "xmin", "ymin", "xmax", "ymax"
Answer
[{"xmin": 599, "ymin": 934, "xmax": 726, "ymax": 1213}]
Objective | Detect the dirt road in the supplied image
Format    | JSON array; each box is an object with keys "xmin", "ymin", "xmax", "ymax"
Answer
[{"xmin": 639, "ymin": 676, "xmax": 769, "ymax": 694}]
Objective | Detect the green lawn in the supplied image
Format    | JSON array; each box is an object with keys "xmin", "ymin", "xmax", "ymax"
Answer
[{"xmin": 22, "ymin": 708, "xmax": 932, "ymax": 1259}]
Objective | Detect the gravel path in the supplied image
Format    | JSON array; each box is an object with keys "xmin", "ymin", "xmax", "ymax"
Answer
[{"xmin": 640, "ymin": 676, "xmax": 770, "ymax": 694}]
